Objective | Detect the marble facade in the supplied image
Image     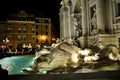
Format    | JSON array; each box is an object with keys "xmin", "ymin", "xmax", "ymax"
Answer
[{"xmin": 59, "ymin": 0, "xmax": 120, "ymax": 48}]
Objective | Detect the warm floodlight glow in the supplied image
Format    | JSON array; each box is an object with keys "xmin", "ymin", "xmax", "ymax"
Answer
[
  {"xmin": 3, "ymin": 38, "xmax": 9, "ymax": 43},
  {"xmin": 41, "ymin": 35, "xmax": 47, "ymax": 41},
  {"xmin": 81, "ymin": 49, "xmax": 91, "ymax": 56},
  {"xmin": 71, "ymin": 53, "xmax": 79, "ymax": 63},
  {"xmin": 38, "ymin": 35, "xmax": 47, "ymax": 42},
  {"xmin": 84, "ymin": 54, "xmax": 99, "ymax": 63}
]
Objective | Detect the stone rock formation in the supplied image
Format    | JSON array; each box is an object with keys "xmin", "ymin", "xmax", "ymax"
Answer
[{"xmin": 22, "ymin": 42, "xmax": 120, "ymax": 74}]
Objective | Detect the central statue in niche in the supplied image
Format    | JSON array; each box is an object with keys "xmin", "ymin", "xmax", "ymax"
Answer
[{"xmin": 22, "ymin": 39, "xmax": 120, "ymax": 74}]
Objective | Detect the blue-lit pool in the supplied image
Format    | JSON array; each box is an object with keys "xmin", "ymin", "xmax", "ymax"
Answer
[
  {"xmin": 0, "ymin": 55, "xmax": 34, "ymax": 75},
  {"xmin": 0, "ymin": 55, "xmax": 119, "ymax": 75}
]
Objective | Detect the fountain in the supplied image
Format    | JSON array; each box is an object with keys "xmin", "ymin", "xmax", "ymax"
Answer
[
  {"xmin": 0, "ymin": 37, "xmax": 119, "ymax": 75},
  {"xmin": 22, "ymin": 37, "xmax": 120, "ymax": 74},
  {"xmin": 0, "ymin": 55, "xmax": 34, "ymax": 74}
]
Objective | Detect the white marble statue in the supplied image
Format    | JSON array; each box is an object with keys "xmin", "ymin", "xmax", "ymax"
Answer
[{"xmin": 22, "ymin": 42, "xmax": 120, "ymax": 74}]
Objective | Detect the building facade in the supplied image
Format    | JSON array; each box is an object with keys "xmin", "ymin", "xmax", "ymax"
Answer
[
  {"xmin": 59, "ymin": 0, "xmax": 120, "ymax": 48},
  {"xmin": 0, "ymin": 10, "xmax": 54, "ymax": 49}
]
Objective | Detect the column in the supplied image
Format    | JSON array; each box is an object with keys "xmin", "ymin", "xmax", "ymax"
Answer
[
  {"xmin": 65, "ymin": 7, "xmax": 69, "ymax": 38},
  {"xmin": 59, "ymin": 12, "xmax": 64, "ymax": 38},
  {"xmin": 112, "ymin": 0, "xmax": 117, "ymax": 23},
  {"xmin": 107, "ymin": 0, "xmax": 113, "ymax": 33},
  {"xmin": 70, "ymin": 14, "xmax": 75, "ymax": 37},
  {"xmin": 60, "ymin": 7, "xmax": 66, "ymax": 38},
  {"xmin": 68, "ymin": 6, "xmax": 71, "ymax": 38},
  {"xmin": 81, "ymin": 0, "xmax": 88, "ymax": 36},
  {"xmin": 81, "ymin": 0, "xmax": 88, "ymax": 48},
  {"xmin": 96, "ymin": 0, "xmax": 106, "ymax": 33},
  {"xmin": 68, "ymin": 0, "xmax": 72, "ymax": 38},
  {"xmin": 63, "ymin": 10, "xmax": 67, "ymax": 38}
]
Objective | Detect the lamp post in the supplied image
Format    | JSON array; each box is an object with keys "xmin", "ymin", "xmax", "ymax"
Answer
[
  {"xmin": 3, "ymin": 38, "xmax": 9, "ymax": 46},
  {"xmin": 2, "ymin": 38, "xmax": 9, "ymax": 55},
  {"xmin": 3, "ymin": 38, "xmax": 9, "ymax": 50},
  {"xmin": 3, "ymin": 38, "xmax": 9, "ymax": 43}
]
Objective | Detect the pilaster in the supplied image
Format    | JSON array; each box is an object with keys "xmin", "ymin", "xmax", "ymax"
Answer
[
  {"xmin": 81, "ymin": 0, "xmax": 88, "ymax": 37},
  {"xmin": 96, "ymin": 0, "xmax": 106, "ymax": 33}
]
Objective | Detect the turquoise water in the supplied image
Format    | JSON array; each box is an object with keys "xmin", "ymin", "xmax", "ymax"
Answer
[
  {"xmin": 0, "ymin": 55, "xmax": 34, "ymax": 75},
  {"xmin": 0, "ymin": 55, "xmax": 118, "ymax": 75}
]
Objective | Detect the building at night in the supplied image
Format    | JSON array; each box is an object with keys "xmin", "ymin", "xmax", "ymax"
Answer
[
  {"xmin": 59, "ymin": 0, "xmax": 120, "ymax": 48},
  {"xmin": 0, "ymin": 10, "xmax": 56, "ymax": 49}
]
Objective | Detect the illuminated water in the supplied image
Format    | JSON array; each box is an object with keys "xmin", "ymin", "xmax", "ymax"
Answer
[
  {"xmin": 0, "ymin": 55, "xmax": 119, "ymax": 75},
  {"xmin": 0, "ymin": 55, "xmax": 34, "ymax": 75}
]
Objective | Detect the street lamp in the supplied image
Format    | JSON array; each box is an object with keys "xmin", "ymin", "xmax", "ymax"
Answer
[
  {"xmin": 38, "ymin": 35, "xmax": 47, "ymax": 42},
  {"xmin": 1, "ymin": 37, "xmax": 9, "ymax": 55},
  {"xmin": 3, "ymin": 38, "xmax": 9, "ymax": 44},
  {"xmin": 3, "ymin": 38, "xmax": 9, "ymax": 49}
]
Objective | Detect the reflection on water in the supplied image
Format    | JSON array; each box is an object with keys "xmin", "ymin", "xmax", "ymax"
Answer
[{"xmin": 0, "ymin": 55, "xmax": 34, "ymax": 75}]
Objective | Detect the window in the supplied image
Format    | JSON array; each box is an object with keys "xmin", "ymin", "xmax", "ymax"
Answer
[
  {"xmin": 7, "ymin": 36, "xmax": 11, "ymax": 41},
  {"xmin": 18, "ymin": 23, "xmax": 21, "ymax": 27},
  {"xmin": 32, "ymin": 36, "xmax": 35, "ymax": 41},
  {"xmin": 23, "ymin": 28, "xmax": 27, "ymax": 33},
  {"xmin": 36, "ymin": 39, "xmax": 38, "ymax": 42},
  {"xmin": 44, "ymin": 20, "xmax": 49, "ymax": 23},
  {"xmin": 36, "ymin": 32, "xmax": 38, "ymax": 35},
  {"xmin": 23, "ymin": 35, "xmax": 26, "ymax": 41},
  {"xmin": 35, "ymin": 19, "xmax": 39, "ymax": 23},
  {"xmin": 36, "ymin": 25, "xmax": 38, "ymax": 29},
  {"xmin": 45, "ymin": 25, "xmax": 48, "ymax": 29},
  {"xmin": 117, "ymin": 3, "xmax": 120, "ymax": 16},
  {"xmin": 31, "ymin": 29, "xmax": 36, "ymax": 33},
  {"xmin": 4, "ymin": 30, "xmax": 7, "ymax": 33},
  {"xmin": 46, "ymin": 32, "xmax": 48, "ymax": 35},
  {"xmin": 23, "ymin": 24, "xmax": 26, "ymax": 26},
  {"xmin": 46, "ymin": 39, "xmax": 48, "ymax": 43},
  {"xmin": 17, "ymin": 36, "xmax": 22, "ymax": 41},
  {"xmin": 116, "ymin": 1, "xmax": 120, "ymax": 17},
  {"xmin": 32, "ymin": 24, "xmax": 35, "ymax": 27},
  {"xmin": 18, "ymin": 28, "xmax": 22, "ymax": 33},
  {"xmin": 7, "ymin": 28, "xmax": 12, "ymax": 33}
]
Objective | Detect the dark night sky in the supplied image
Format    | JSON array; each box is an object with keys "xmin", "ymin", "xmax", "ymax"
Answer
[{"xmin": 0, "ymin": 0, "xmax": 61, "ymax": 37}]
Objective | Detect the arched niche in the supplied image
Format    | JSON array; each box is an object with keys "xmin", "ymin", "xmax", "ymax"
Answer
[
  {"xmin": 73, "ymin": 0, "xmax": 82, "ymax": 38},
  {"xmin": 74, "ymin": 0, "xmax": 81, "ymax": 13}
]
